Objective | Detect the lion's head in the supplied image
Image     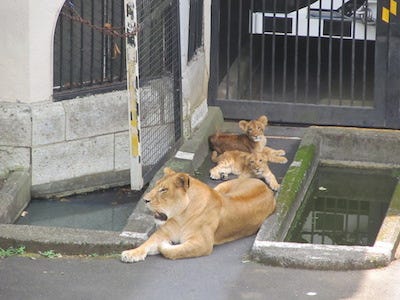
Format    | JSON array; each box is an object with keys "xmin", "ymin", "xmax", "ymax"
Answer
[
  {"xmin": 246, "ymin": 152, "xmax": 271, "ymax": 177},
  {"xmin": 238, "ymin": 115, "xmax": 268, "ymax": 142},
  {"xmin": 143, "ymin": 168, "xmax": 190, "ymax": 224}
]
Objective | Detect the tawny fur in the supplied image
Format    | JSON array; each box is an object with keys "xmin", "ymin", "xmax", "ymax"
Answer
[
  {"xmin": 209, "ymin": 149, "xmax": 287, "ymax": 191},
  {"xmin": 120, "ymin": 168, "xmax": 276, "ymax": 263},
  {"xmin": 209, "ymin": 115, "xmax": 268, "ymax": 154}
]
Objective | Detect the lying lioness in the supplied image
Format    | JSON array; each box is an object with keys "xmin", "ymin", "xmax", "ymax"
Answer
[
  {"xmin": 120, "ymin": 168, "xmax": 276, "ymax": 262},
  {"xmin": 209, "ymin": 115, "xmax": 268, "ymax": 154},
  {"xmin": 209, "ymin": 149, "xmax": 287, "ymax": 191}
]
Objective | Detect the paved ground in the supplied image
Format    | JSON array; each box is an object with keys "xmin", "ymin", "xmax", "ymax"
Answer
[
  {"xmin": 1, "ymin": 123, "xmax": 400, "ymax": 299},
  {"xmin": 1, "ymin": 240, "xmax": 400, "ymax": 300}
]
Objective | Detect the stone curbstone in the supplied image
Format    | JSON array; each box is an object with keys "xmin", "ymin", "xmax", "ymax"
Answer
[{"xmin": 0, "ymin": 170, "xmax": 31, "ymax": 224}]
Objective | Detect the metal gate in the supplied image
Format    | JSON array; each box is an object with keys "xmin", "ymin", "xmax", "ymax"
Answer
[
  {"xmin": 209, "ymin": 0, "xmax": 400, "ymax": 128},
  {"xmin": 126, "ymin": 0, "xmax": 182, "ymax": 189}
]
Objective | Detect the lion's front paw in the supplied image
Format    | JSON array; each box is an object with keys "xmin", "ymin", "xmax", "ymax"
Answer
[
  {"xmin": 120, "ymin": 249, "xmax": 147, "ymax": 263},
  {"xmin": 210, "ymin": 170, "xmax": 221, "ymax": 180},
  {"xmin": 275, "ymin": 149, "xmax": 286, "ymax": 156}
]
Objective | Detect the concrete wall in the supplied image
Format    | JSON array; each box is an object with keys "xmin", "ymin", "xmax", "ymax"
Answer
[
  {"xmin": 180, "ymin": 0, "xmax": 211, "ymax": 138},
  {"xmin": 0, "ymin": 0, "xmax": 211, "ymax": 196},
  {"xmin": 0, "ymin": 92, "xmax": 130, "ymax": 196}
]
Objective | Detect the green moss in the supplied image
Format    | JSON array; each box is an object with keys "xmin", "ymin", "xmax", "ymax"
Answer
[
  {"xmin": 387, "ymin": 183, "xmax": 400, "ymax": 214},
  {"xmin": 276, "ymin": 144, "xmax": 316, "ymax": 221}
]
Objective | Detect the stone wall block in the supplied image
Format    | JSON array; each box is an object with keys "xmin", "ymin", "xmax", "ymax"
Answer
[
  {"xmin": 115, "ymin": 132, "xmax": 130, "ymax": 171},
  {"xmin": 64, "ymin": 91, "xmax": 128, "ymax": 140},
  {"xmin": 32, "ymin": 135, "xmax": 115, "ymax": 185},
  {"xmin": 0, "ymin": 103, "xmax": 31, "ymax": 147},
  {"xmin": 31, "ymin": 102, "xmax": 65, "ymax": 146},
  {"xmin": 0, "ymin": 146, "xmax": 30, "ymax": 176}
]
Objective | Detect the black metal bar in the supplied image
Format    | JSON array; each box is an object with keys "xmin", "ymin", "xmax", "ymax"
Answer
[
  {"xmin": 271, "ymin": 0, "xmax": 277, "ymax": 100},
  {"xmin": 120, "ymin": 0, "xmax": 125, "ymax": 81},
  {"xmin": 260, "ymin": 0, "xmax": 266, "ymax": 101},
  {"xmin": 110, "ymin": 0, "xmax": 114, "ymax": 83},
  {"xmin": 305, "ymin": 0, "xmax": 310, "ymax": 101},
  {"xmin": 101, "ymin": 0, "xmax": 105, "ymax": 84},
  {"xmin": 328, "ymin": 0, "xmax": 333, "ymax": 103},
  {"xmin": 362, "ymin": 1, "xmax": 368, "ymax": 105},
  {"xmin": 90, "ymin": 0, "xmax": 94, "ymax": 85},
  {"xmin": 339, "ymin": 0, "xmax": 345, "ymax": 104},
  {"xmin": 53, "ymin": 81, "xmax": 127, "ymax": 101},
  {"xmin": 226, "ymin": 1, "xmax": 231, "ymax": 99},
  {"xmin": 59, "ymin": 14, "xmax": 64, "ymax": 91},
  {"xmin": 351, "ymin": 0, "xmax": 357, "ymax": 104},
  {"xmin": 282, "ymin": 0, "xmax": 288, "ymax": 98},
  {"xmin": 294, "ymin": 0, "xmax": 299, "ymax": 102},
  {"xmin": 249, "ymin": 0, "xmax": 254, "ymax": 99},
  {"xmin": 317, "ymin": 0, "xmax": 322, "ymax": 102},
  {"xmin": 237, "ymin": 0, "xmax": 242, "ymax": 98},
  {"xmin": 80, "ymin": 0, "xmax": 84, "ymax": 88},
  {"xmin": 70, "ymin": 6, "xmax": 74, "ymax": 90}
]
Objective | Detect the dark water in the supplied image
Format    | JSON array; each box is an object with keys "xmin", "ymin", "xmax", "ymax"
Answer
[
  {"xmin": 15, "ymin": 187, "xmax": 144, "ymax": 232},
  {"xmin": 285, "ymin": 165, "xmax": 398, "ymax": 246}
]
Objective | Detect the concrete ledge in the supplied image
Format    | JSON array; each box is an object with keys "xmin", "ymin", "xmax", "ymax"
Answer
[
  {"xmin": 251, "ymin": 241, "xmax": 392, "ymax": 270},
  {"xmin": 251, "ymin": 126, "xmax": 400, "ymax": 270},
  {"xmin": 0, "ymin": 170, "xmax": 31, "ymax": 224},
  {"xmin": 0, "ymin": 224, "xmax": 140, "ymax": 255}
]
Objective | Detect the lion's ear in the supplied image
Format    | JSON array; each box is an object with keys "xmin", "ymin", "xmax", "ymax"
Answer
[
  {"xmin": 258, "ymin": 115, "xmax": 268, "ymax": 126},
  {"xmin": 175, "ymin": 174, "xmax": 190, "ymax": 191},
  {"xmin": 164, "ymin": 167, "xmax": 175, "ymax": 175},
  {"xmin": 238, "ymin": 120, "xmax": 248, "ymax": 131}
]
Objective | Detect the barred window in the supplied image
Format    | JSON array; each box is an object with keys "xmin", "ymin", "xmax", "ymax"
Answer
[
  {"xmin": 188, "ymin": 0, "xmax": 203, "ymax": 62},
  {"xmin": 53, "ymin": 0, "xmax": 127, "ymax": 100}
]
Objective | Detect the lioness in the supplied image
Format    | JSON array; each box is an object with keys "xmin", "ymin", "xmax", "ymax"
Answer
[
  {"xmin": 208, "ymin": 115, "xmax": 268, "ymax": 154},
  {"xmin": 120, "ymin": 168, "xmax": 276, "ymax": 262},
  {"xmin": 209, "ymin": 149, "xmax": 287, "ymax": 191}
]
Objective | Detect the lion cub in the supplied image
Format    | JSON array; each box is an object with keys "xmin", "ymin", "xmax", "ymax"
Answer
[
  {"xmin": 209, "ymin": 149, "xmax": 287, "ymax": 191},
  {"xmin": 209, "ymin": 115, "xmax": 268, "ymax": 154}
]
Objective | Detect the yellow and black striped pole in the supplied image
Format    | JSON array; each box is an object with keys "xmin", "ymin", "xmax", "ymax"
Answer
[{"xmin": 125, "ymin": 0, "xmax": 143, "ymax": 190}]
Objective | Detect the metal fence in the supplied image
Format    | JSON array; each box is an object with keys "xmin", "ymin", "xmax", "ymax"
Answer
[
  {"xmin": 209, "ymin": 0, "xmax": 400, "ymax": 128},
  {"xmin": 53, "ymin": 0, "xmax": 127, "ymax": 100},
  {"xmin": 135, "ymin": 0, "xmax": 182, "ymax": 183}
]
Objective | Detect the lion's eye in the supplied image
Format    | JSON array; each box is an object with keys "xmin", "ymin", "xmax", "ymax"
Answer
[{"xmin": 159, "ymin": 187, "xmax": 168, "ymax": 193}]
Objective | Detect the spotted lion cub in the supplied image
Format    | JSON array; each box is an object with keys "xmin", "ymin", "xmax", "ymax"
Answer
[{"xmin": 209, "ymin": 149, "xmax": 287, "ymax": 191}]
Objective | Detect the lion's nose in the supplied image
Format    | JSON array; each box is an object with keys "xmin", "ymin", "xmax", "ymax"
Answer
[{"xmin": 143, "ymin": 198, "xmax": 150, "ymax": 204}]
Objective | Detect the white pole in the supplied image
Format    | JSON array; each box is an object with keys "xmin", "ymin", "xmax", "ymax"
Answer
[{"xmin": 125, "ymin": 0, "xmax": 143, "ymax": 190}]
